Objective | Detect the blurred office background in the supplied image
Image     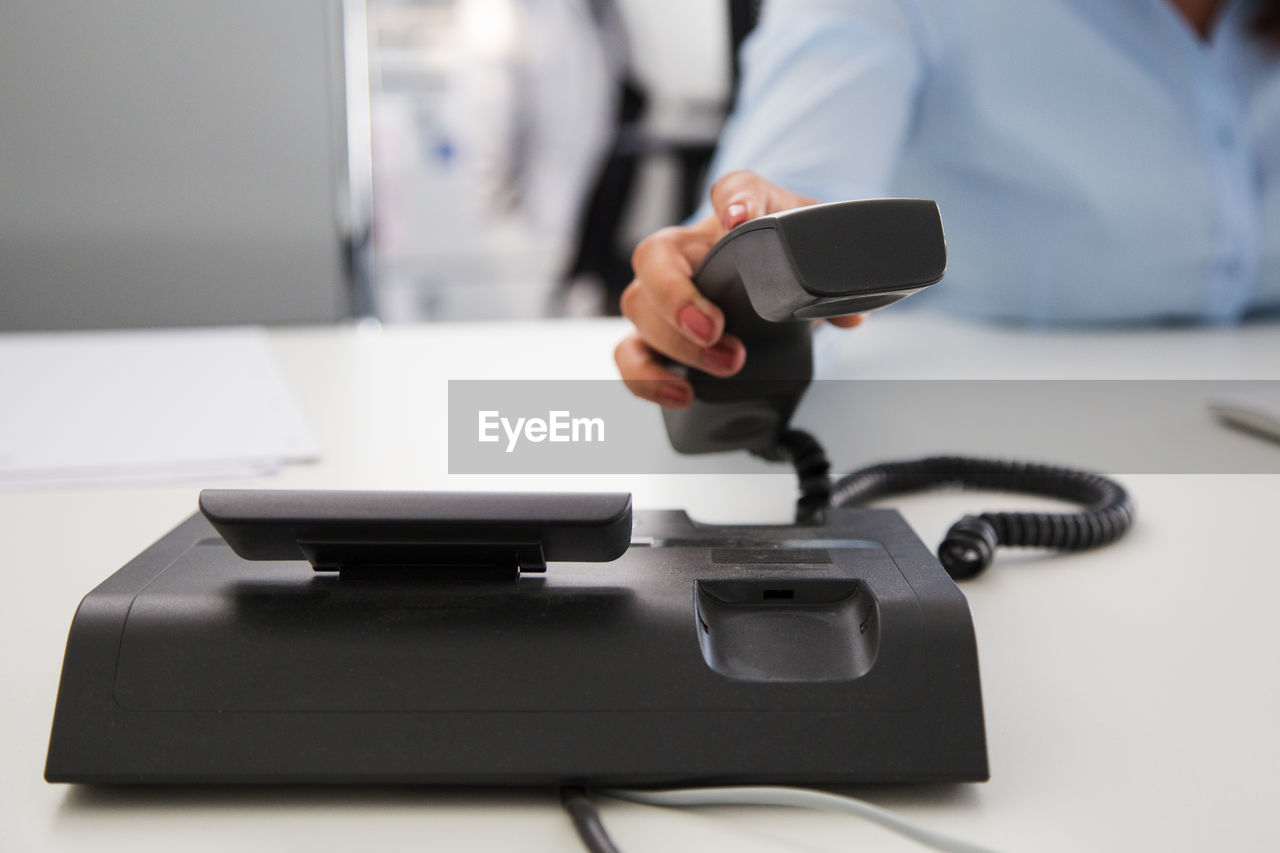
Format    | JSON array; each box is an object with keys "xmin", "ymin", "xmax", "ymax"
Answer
[{"xmin": 0, "ymin": 0, "xmax": 744, "ymax": 329}]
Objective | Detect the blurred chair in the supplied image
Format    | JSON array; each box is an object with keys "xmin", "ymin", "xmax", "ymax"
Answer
[{"xmin": 0, "ymin": 0, "xmax": 372, "ymax": 331}]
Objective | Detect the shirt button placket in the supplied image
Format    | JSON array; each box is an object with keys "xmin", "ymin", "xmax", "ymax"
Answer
[{"xmin": 1202, "ymin": 112, "xmax": 1253, "ymax": 320}]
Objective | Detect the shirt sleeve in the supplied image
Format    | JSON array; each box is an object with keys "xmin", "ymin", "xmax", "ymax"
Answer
[{"xmin": 701, "ymin": 0, "xmax": 929, "ymax": 211}]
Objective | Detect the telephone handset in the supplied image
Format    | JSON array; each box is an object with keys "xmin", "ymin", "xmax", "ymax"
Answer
[{"xmin": 662, "ymin": 198, "xmax": 947, "ymax": 456}]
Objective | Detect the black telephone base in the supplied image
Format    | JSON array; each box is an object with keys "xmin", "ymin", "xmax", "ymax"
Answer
[{"xmin": 46, "ymin": 502, "xmax": 987, "ymax": 786}]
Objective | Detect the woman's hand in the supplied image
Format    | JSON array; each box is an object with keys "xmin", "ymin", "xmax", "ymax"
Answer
[{"xmin": 614, "ymin": 170, "xmax": 864, "ymax": 408}]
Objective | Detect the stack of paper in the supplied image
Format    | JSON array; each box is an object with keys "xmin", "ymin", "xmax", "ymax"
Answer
[{"xmin": 0, "ymin": 327, "xmax": 320, "ymax": 488}]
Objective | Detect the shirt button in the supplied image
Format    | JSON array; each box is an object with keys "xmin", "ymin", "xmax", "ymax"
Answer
[
  {"xmin": 1215, "ymin": 125, "xmax": 1237, "ymax": 149},
  {"xmin": 1220, "ymin": 256, "xmax": 1242, "ymax": 277}
]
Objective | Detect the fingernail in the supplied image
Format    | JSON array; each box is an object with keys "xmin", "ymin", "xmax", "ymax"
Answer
[
  {"xmin": 678, "ymin": 304, "xmax": 715, "ymax": 344},
  {"xmin": 657, "ymin": 383, "xmax": 692, "ymax": 409},
  {"xmin": 724, "ymin": 202, "xmax": 748, "ymax": 230},
  {"xmin": 701, "ymin": 340, "xmax": 742, "ymax": 372}
]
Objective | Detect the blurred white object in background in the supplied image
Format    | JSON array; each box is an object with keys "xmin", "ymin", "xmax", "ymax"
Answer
[
  {"xmin": 368, "ymin": 0, "xmax": 619, "ymax": 320},
  {"xmin": 365, "ymin": 0, "xmax": 732, "ymax": 321},
  {"xmin": 451, "ymin": 0, "xmax": 620, "ymax": 249},
  {"xmin": 1211, "ymin": 384, "xmax": 1280, "ymax": 448}
]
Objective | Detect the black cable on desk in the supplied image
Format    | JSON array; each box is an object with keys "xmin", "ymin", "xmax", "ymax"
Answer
[
  {"xmin": 561, "ymin": 786, "xmax": 621, "ymax": 853},
  {"xmin": 832, "ymin": 456, "xmax": 1135, "ymax": 578},
  {"xmin": 770, "ymin": 432, "xmax": 1135, "ymax": 579}
]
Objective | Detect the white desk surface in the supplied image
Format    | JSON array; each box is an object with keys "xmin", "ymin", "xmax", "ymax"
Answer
[{"xmin": 2, "ymin": 314, "xmax": 1278, "ymax": 853}]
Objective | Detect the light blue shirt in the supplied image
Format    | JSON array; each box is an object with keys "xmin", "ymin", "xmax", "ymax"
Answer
[{"xmin": 707, "ymin": 0, "xmax": 1280, "ymax": 324}]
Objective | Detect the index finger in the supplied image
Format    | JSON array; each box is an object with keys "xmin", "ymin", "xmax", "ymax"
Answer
[{"xmin": 630, "ymin": 225, "xmax": 725, "ymax": 347}]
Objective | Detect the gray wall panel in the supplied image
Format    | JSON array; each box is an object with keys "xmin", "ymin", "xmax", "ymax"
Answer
[{"xmin": 0, "ymin": 0, "xmax": 351, "ymax": 329}]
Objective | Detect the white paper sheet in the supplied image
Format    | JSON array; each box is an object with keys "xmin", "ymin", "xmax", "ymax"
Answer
[{"xmin": 0, "ymin": 326, "xmax": 320, "ymax": 488}]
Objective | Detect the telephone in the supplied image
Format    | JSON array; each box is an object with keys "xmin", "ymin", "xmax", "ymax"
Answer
[{"xmin": 45, "ymin": 197, "xmax": 1133, "ymax": 798}]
